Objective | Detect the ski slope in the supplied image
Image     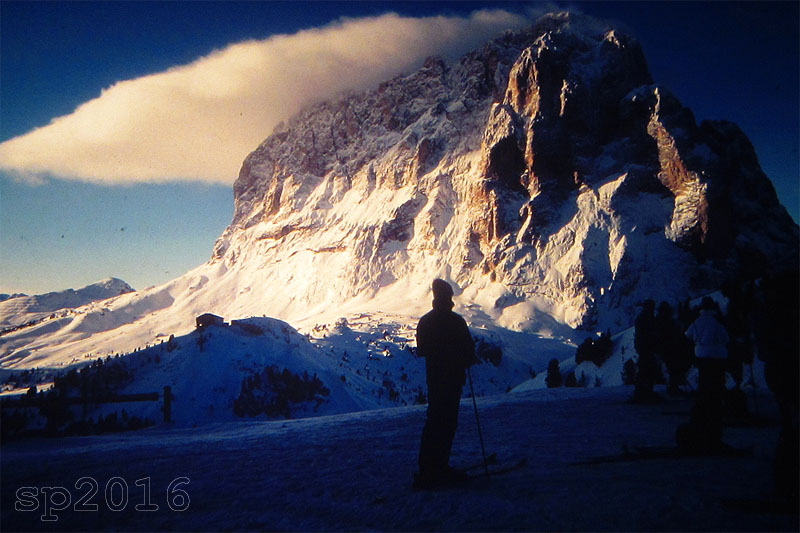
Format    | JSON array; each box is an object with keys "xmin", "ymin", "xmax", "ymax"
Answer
[{"xmin": 1, "ymin": 386, "xmax": 794, "ymax": 532}]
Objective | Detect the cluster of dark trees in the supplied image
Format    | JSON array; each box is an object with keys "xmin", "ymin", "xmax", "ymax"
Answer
[
  {"xmin": 1, "ymin": 406, "xmax": 153, "ymax": 442},
  {"xmin": 543, "ymin": 331, "xmax": 613, "ymax": 389},
  {"xmin": 473, "ymin": 334, "xmax": 503, "ymax": 367},
  {"xmin": 161, "ymin": 334, "xmax": 179, "ymax": 353},
  {"xmin": 231, "ymin": 321, "xmax": 265, "ymax": 336},
  {"xmin": 3, "ymin": 368, "xmax": 46, "ymax": 390},
  {"xmin": 575, "ymin": 330, "xmax": 613, "ymax": 366},
  {"xmin": 234, "ymin": 366, "xmax": 330, "ymax": 419},
  {"xmin": 1, "ymin": 357, "xmax": 155, "ymax": 440},
  {"xmin": 47, "ymin": 410, "xmax": 151, "ymax": 439},
  {"xmin": 1, "ymin": 403, "xmax": 33, "ymax": 442},
  {"xmin": 545, "ymin": 358, "xmax": 601, "ymax": 389},
  {"xmin": 380, "ymin": 378, "xmax": 401, "ymax": 402},
  {"xmin": 0, "ymin": 317, "xmax": 46, "ymax": 337},
  {"xmin": 52, "ymin": 356, "xmax": 133, "ymax": 401}
]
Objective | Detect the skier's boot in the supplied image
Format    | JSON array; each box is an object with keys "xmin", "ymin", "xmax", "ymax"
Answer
[
  {"xmin": 412, "ymin": 465, "xmax": 468, "ymax": 490},
  {"xmin": 442, "ymin": 465, "xmax": 469, "ymax": 485}
]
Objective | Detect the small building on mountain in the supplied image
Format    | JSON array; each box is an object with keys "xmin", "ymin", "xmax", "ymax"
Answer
[{"xmin": 196, "ymin": 313, "xmax": 225, "ymax": 329}]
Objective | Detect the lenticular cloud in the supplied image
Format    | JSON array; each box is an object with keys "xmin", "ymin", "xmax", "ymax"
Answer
[{"xmin": 0, "ymin": 10, "xmax": 528, "ymax": 185}]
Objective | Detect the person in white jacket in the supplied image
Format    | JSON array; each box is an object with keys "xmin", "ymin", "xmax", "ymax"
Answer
[
  {"xmin": 686, "ymin": 300, "xmax": 729, "ymax": 359},
  {"xmin": 679, "ymin": 297, "xmax": 730, "ymax": 452}
]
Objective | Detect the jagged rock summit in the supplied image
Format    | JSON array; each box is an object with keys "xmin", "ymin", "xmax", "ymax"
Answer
[
  {"xmin": 2, "ymin": 12, "xmax": 797, "ymax": 368},
  {"xmin": 214, "ymin": 12, "xmax": 798, "ymax": 330}
]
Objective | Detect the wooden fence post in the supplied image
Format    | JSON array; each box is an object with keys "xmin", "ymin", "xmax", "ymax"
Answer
[{"xmin": 163, "ymin": 385, "xmax": 172, "ymax": 423}]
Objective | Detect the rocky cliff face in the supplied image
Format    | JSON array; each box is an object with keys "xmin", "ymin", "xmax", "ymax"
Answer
[{"xmin": 212, "ymin": 12, "xmax": 797, "ymax": 330}]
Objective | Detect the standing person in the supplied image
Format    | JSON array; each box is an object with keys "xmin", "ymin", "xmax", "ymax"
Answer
[
  {"xmin": 679, "ymin": 297, "xmax": 730, "ymax": 453},
  {"xmin": 414, "ymin": 279, "xmax": 476, "ymax": 489},
  {"xmin": 633, "ymin": 300, "xmax": 660, "ymax": 403},
  {"xmin": 656, "ymin": 302, "xmax": 690, "ymax": 396},
  {"xmin": 754, "ymin": 273, "xmax": 799, "ymax": 502}
]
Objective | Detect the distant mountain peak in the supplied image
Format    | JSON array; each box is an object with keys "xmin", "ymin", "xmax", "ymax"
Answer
[{"xmin": 0, "ymin": 278, "xmax": 134, "ymax": 330}]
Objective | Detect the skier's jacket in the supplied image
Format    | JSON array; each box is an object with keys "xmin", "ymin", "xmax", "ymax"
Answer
[
  {"xmin": 685, "ymin": 310, "xmax": 729, "ymax": 360},
  {"xmin": 416, "ymin": 300, "xmax": 476, "ymax": 389},
  {"xmin": 634, "ymin": 308, "xmax": 657, "ymax": 356}
]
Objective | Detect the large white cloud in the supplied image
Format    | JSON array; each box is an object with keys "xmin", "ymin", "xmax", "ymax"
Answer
[{"xmin": 0, "ymin": 10, "xmax": 529, "ymax": 185}]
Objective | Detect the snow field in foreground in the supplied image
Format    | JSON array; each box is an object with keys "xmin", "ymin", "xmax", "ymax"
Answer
[{"xmin": 1, "ymin": 386, "xmax": 794, "ymax": 532}]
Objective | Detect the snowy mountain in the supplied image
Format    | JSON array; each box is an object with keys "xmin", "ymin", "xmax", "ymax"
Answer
[
  {"xmin": 215, "ymin": 12, "xmax": 797, "ymax": 334},
  {"xmin": 1, "ymin": 12, "xmax": 797, "ymax": 383},
  {"xmin": 217, "ymin": 11, "xmax": 797, "ymax": 334},
  {"xmin": 0, "ymin": 278, "xmax": 133, "ymax": 331}
]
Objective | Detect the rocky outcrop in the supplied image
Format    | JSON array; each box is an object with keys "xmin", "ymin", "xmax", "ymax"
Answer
[{"xmin": 214, "ymin": 12, "xmax": 798, "ymax": 330}]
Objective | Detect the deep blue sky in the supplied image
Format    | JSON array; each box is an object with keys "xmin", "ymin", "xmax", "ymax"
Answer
[{"xmin": 1, "ymin": 1, "xmax": 797, "ymax": 294}]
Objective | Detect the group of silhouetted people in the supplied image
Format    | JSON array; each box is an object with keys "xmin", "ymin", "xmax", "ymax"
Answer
[
  {"xmin": 413, "ymin": 275, "xmax": 797, "ymax": 501},
  {"xmin": 629, "ymin": 275, "xmax": 798, "ymax": 501},
  {"xmin": 632, "ymin": 299, "xmax": 702, "ymax": 402},
  {"xmin": 633, "ymin": 296, "xmax": 734, "ymax": 450}
]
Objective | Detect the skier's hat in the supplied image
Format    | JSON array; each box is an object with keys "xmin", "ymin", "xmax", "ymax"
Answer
[
  {"xmin": 700, "ymin": 296, "xmax": 716, "ymax": 310},
  {"xmin": 432, "ymin": 279, "xmax": 454, "ymax": 301}
]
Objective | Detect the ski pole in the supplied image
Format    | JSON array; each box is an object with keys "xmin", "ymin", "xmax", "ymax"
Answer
[
  {"xmin": 467, "ymin": 366, "xmax": 490, "ymax": 476},
  {"xmin": 748, "ymin": 362, "xmax": 760, "ymax": 418}
]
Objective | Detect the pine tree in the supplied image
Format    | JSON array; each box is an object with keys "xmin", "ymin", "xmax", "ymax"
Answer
[
  {"xmin": 621, "ymin": 358, "xmax": 637, "ymax": 385},
  {"xmin": 546, "ymin": 358, "xmax": 562, "ymax": 388},
  {"xmin": 565, "ymin": 370, "xmax": 578, "ymax": 387}
]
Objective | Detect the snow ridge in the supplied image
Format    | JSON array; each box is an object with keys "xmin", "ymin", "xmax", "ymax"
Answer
[{"xmin": 0, "ymin": 278, "xmax": 134, "ymax": 330}]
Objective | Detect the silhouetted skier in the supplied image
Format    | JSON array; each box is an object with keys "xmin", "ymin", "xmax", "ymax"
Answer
[
  {"xmin": 414, "ymin": 279, "xmax": 476, "ymax": 489},
  {"xmin": 754, "ymin": 273, "xmax": 799, "ymax": 503},
  {"xmin": 678, "ymin": 297, "xmax": 730, "ymax": 453},
  {"xmin": 723, "ymin": 281, "xmax": 755, "ymax": 388},
  {"xmin": 656, "ymin": 302, "xmax": 691, "ymax": 396},
  {"xmin": 721, "ymin": 280, "xmax": 757, "ymax": 419},
  {"xmin": 633, "ymin": 300, "xmax": 660, "ymax": 403}
]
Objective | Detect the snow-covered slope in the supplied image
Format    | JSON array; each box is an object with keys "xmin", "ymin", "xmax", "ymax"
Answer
[
  {"xmin": 2, "ymin": 386, "xmax": 793, "ymax": 532},
  {"xmin": 0, "ymin": 278, "xmax": 133, "ymax": 331},
  {"xmin": 1, "ymin": 12, "xmax": 797, "ymax": 376},
  {"xmin": 3, "ymin": 311, "xmax": 575, "ymax": 428},
  {"xmin": 81, "ymin": 317, "xmax": 380, "ymax": 426}
]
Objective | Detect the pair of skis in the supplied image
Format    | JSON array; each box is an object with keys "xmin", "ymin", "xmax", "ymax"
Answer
[
  {"xmin": 572, "ymin": 443, "xmax": 753, "ymax": 466},
  {"xmin": 460, "ymin": 452, "xmax": 528, "ymax": 477},
  {"xmin": 417, "ymin": 452, "xmax": 527, "ymax": 491},
  {"xmin": 409, "ymin": 454, "xmax": 527, "ymax": 492}
]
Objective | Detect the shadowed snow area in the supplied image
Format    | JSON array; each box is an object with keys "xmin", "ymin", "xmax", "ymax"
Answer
[{"xmin": 1, "ymin": 386, "xmax": 794, "ymax": 532}]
